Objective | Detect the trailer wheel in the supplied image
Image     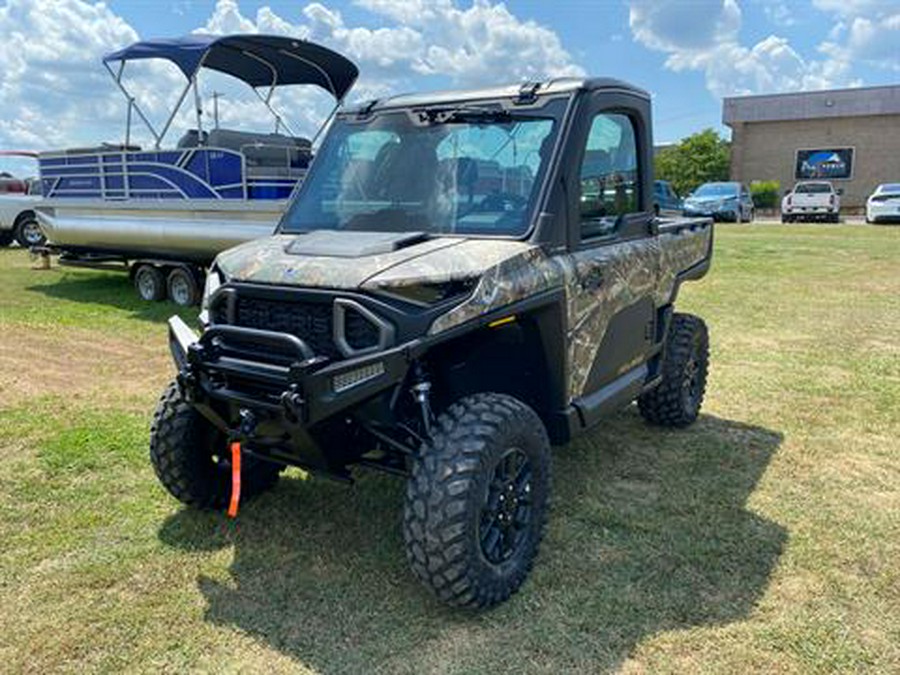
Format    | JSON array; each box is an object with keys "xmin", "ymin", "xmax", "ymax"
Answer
[
  {"xmin": 14, "ymin": 214, "xmax": 45, "ymax": 248},
  {"xmin": 133, "ymin": 264, "xmax": 166, "ymax": 302},
  {"xmin": 167, "ymin": 267, "xmax": 200, "ymax": 306}
]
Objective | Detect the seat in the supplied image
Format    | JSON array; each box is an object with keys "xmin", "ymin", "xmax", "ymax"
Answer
[
  {"xmin": 176, "ymin": 129, "xmax": 208, "ymax": 148},
  {"xmin": 206, "ymin": 128, "xmax": 312, "ymax": 168},
  {"xmin": 368, "ymin": 140, "xmax": 438, "ymax": 203}
]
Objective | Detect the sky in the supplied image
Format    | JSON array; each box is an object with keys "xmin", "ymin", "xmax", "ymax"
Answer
[{"xmin": 1, "ymin": 0, "xmax": 898, "ymax": 176}]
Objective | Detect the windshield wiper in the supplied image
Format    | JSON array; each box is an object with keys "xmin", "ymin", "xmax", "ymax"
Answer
[{"xmin": 415, "ymin": 104, "xmax": 526, "ymax": 125}]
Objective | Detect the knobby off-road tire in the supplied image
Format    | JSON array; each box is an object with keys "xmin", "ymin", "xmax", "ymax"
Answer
[
  {"xmin": 638, "ymin": 313, "xmax": 709, "ymax": 428},
  {"xmin": 149, "ymin": 381, "xmax": 281, "ymax": 509},
  {"xmin": 403, "ymin": 393, "xmax": 551, "ymax": 609}
]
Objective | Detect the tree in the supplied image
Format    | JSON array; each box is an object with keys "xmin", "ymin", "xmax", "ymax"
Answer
[{"xmin": 655, "ymin": 129, "xmax": 731, "ymax": 196}]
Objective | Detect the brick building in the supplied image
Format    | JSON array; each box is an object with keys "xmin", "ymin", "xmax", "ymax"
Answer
[{"xmin": 723, "ymin": 85, "xmax": 900, "ymax": 211}]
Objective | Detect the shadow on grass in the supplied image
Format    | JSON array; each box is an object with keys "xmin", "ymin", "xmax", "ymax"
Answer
[
  {"xmin": 26, "ymin": 272, "xmax": 195, "ymax": 324},
  {"xmin": 158, "ymin": 409, "xmax": 786, "ymax": 673}
]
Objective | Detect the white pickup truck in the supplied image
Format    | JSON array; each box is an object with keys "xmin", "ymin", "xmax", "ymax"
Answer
[
  {"xmin": 0, "ymin": 178, "xmax": 44, "ymax": 248},
  {"xmin": 0, "ymin": 178, "xmax": 47, "ymax": 248},
  {"xmin": 781, "ymin": 181, "xmax": 840, "ymax": 223}
]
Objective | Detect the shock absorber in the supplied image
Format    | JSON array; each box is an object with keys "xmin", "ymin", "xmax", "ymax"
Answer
[{"xmin": 410, "ymin": 364, "xmax": 434, "ymax": 437}]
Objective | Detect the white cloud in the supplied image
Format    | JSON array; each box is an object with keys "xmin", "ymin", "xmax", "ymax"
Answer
[
  {"xmin": 354, "ymin": 0, "xmax": 445, "ymax": 26},
  {"xmin": 629, "ymin": 0, "xmax": 741, "ymax": 52},
  {"xmin": 0, "ymin": 0, "xmax": 138, "ymax": 151},
  {"xmin": 0, "ymin": 0, "xmax": 583, "ymax": 167},
  {"xmin": 628, "ymin": 0, "xmax": 862, "ymax": 98},
  {"xmin": 198, "ymin": 0, "xmax": 585, "ymax": 135},
  {"xmin": 821, "ymin": 12, "xmax": 900, "ymax": 72},
  {"xmin": 757, "ymin": 0, "xmax": 795, "ymax": 27},
  {"xmin": 811, "ymin": 0, "xmax": 895, "ymax": 17}
]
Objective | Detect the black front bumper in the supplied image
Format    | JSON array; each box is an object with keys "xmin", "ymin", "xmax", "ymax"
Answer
[{"xmin": 169, "ymin": 315, "xmax": 414, "ymax": 471}]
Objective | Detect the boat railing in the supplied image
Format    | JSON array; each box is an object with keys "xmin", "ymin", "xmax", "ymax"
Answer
[{"xmin": 38, "ymin": 144, "xmax": 306, "ymax": 202}]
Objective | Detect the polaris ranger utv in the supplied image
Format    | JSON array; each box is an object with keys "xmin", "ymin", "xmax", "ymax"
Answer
[{"xmin": 150, "ymin": 77, "xmax": 714, "ymax": 609}]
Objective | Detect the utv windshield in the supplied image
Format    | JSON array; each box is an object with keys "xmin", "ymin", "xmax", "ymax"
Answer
[{"xmin": 280, "ymin": 101, "xmax": 562, "ymax": 237}]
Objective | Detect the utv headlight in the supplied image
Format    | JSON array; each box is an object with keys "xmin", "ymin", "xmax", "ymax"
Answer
[
  {"xmin": 375, "ymin": 277, "xmax": 478, "ymax": 307},
  {"xmin": 201, "ymin": 268, "xmax": 223, "ymax": 308},
  {"xmin": 199, "ymin": 266, "xmax": 224, "ymax": 325}
]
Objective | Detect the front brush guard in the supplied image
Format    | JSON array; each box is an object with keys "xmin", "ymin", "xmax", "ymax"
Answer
[{"xmin": 167, "ymin": 315, "xmax": 413, "ymax": 474}]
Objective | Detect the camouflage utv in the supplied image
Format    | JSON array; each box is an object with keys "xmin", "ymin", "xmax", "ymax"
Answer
[{"xmin": 151, "ymin": 77, "xmax": 713, "ymax": 609}]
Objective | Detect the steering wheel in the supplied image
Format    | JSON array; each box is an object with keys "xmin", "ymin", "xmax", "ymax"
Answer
[{"xmin": 479, "ymin": 192, "xmax": 528, "ymax": 213}]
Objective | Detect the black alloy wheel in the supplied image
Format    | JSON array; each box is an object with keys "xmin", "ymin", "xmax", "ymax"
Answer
[
  {"xmin": 403, "ymin": 392, "xmax": 551, "ymax": 609},
  {"xmin": 479, "ymin": 447, "xmax": 533, "ymax": 565}
]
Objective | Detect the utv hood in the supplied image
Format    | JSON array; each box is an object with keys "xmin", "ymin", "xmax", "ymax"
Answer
[{"xmin": 215, "ymin": 231, "xmax": 536, "ymax": 291}]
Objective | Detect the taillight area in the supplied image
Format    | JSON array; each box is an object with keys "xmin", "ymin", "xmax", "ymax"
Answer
[
  {"xmin": 829, "ymin": 194, "xmax": 835, "ymax": 206},
  {"xmin": 787, "ymin": 195, "xmax": 792, "ymax": 207}
]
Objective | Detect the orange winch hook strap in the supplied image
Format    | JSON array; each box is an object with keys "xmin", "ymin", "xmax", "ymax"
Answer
[{"xmin": 227, "ymin": 441, "xmax": 242, "ymax": 518}]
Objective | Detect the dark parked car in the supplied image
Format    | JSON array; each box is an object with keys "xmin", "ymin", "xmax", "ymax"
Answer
[{"xmin": 653, "ymin": 180, "xmax": 682, "ymax": 216}]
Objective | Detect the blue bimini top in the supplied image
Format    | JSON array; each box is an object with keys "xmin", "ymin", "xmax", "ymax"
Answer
[{"xmin": 103, "ymin": 33, "xmax": 359, "ymax": 101}]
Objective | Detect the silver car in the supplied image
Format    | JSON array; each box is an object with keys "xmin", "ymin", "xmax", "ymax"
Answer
[{"xmin": 683, "ymin": 181, "xmax": 754, "ymax": 222}]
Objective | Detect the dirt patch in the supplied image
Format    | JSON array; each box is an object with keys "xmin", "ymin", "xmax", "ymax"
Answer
[{"xmin": 0, "ymin": 324, "xmax": 172, "ymax": 409}]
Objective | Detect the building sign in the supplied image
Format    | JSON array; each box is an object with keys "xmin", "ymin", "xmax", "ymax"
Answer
[{"xmin": 795, "ymin": 148, "xmax": 854, "ymax": 180}]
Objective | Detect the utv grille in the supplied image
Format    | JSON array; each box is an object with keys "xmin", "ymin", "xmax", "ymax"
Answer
[
  {"xmin": 235, "ymin": 297, "xmax": 338, "ymax": 358},
  {"xmin": 211, "ymin": 291, "xmax": 390, "ymax": 361}
]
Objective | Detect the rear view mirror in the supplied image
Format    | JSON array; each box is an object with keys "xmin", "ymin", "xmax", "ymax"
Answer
[
  {"xmin": 783, "ymin": 189, "xmax": 791, "ymax": 195},
  {"xmin": 836, "ymin": 188, "xmax": 844, "ymax": 196}
]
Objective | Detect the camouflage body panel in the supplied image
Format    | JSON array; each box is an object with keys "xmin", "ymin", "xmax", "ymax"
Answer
[
  {"xmin": 564, "ymin": 237, "xmax": 661, "ymax": 399},
  {"xmin": 429, "ymin": 222, "xmax": 712, "ymax": 401},
  {"xmin": 216, "ymin": 234, "xmax": 464, "ymax": 289},
  {"xmin": 654, "ymin": 223, "xmax": 713, "ymax": 304},
  {"xmin": 428, "ymin": 246, "xmax": 571, "ymax": 335},
  {"xmin": 215, "ymin": 234, "xmax": 539, "ymax": 292},
  {"xmin": 363, "ymin": 239, "xmax": 536, "ymax": 290},
  {"xmin": 566, "ymin": 224, "xmax": 712, "ymax": 397}
]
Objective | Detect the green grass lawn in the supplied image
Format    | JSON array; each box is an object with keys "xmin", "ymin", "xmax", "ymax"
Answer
[{"xmin": 0, "ymin": 224, "xmax": 898, "ymax": 673}]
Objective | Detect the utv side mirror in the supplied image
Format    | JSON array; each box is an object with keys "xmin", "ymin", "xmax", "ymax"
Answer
[
  {"xmin": 836, "ymin": 188, "xmax": 844, "ymax": 196},
  {"xmin": 783, "ymin": 189, "xmax": 791, "ymax": 195}
]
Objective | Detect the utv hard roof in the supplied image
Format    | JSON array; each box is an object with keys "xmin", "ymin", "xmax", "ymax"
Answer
[{"xmin": 345, "ymin": 77, "xmax": 649, "ymax": 114}]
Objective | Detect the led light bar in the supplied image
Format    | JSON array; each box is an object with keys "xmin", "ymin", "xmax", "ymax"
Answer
[{"xmin": 332, "ymin": 362, "xmax": 385, "ymax": 393}]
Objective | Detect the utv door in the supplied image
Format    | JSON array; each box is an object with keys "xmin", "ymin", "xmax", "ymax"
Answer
[{"xmin": 563, "ymin": 95, "xmax": 662, "ymax": 426}]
